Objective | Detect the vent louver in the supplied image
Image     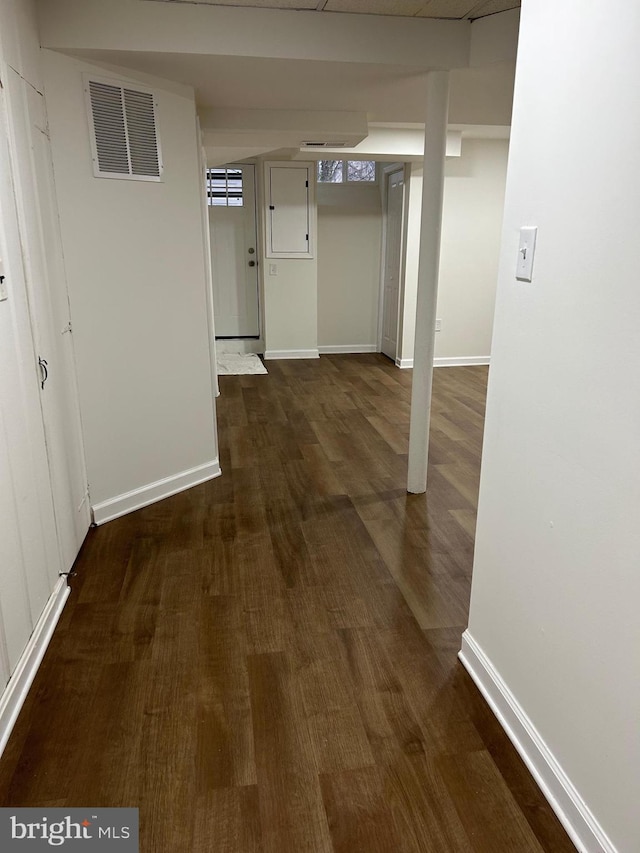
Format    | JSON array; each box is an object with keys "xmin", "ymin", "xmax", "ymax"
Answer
[
  {"xmin": 87, "ymin": 78, "xmax": 162, "ymax": 181},
  {"xmin": 303, "ymin": 141, "xmax": 347, "ymax": 148}
]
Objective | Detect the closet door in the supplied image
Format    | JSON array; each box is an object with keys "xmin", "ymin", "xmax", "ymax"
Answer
[
  {"xmin": 0, "ymin": 85, "xmax": 61, "ymax": 663},
  {"xmin": 265, "ymin": 162, "xmax": 314, "ymax": 258},
  {"xmin": 4, "ymin": 67, "xmax": 89, "ymax": 574}
]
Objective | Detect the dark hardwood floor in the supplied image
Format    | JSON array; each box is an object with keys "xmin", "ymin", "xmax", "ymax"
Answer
[{"xmin": 0, "ymin": 354, "xmax": 574, "ymax": 852}]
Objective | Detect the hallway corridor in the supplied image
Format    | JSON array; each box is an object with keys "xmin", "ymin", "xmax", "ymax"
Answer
[{"xmin": 0, "ymin": 356, "xmax": 573, "ymax": 852}]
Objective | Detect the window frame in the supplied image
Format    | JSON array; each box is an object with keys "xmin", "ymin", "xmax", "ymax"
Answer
[
  {"xmin": 316, "ymin": 159, "xmax": 378, "ymax": 186},
  {"xmin": 206, "ymin": 167, "xmax": 245, "ymax": 208}
]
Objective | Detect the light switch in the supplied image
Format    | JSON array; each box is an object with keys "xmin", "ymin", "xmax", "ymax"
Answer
[
  {"xmin": 516, "ymin": 226, "xmax": 537, "ymax": 282},
  {"xmin": 269, "ymin": 263, "xmax": 278, "ymax": 276}
]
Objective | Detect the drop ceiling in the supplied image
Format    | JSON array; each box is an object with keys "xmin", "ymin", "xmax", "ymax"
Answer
[{"xmin": 153, "ymin": 0, "xmax": 520, "ymax": 21}]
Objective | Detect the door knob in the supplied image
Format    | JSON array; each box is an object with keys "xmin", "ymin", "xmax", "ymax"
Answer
[{"xmin": 248, "ymin": 260, "xmax": 256, "ymax": 267}]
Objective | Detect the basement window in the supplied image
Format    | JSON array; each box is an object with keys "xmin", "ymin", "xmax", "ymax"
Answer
[
  {"xmin": 206, "ymin": 168, "xmax": 244, "ymax": 207},
  {"xmin": 317, "ymin": 160, "xmax": 376, "ymax": 184},
  {"xmin": 85, "ymin": 77, "xmax": 162, "ymax": 181}
]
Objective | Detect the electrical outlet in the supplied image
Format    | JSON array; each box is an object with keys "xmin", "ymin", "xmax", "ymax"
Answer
[
  {"xmin": 269, "ymin": 263, "xmax": 278, "ymax": 276},
  {"xmin": 435, "ymin": 318, "xmax": 442, "ymax": 331}
]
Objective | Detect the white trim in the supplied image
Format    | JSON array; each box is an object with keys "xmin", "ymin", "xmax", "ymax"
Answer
[
  {"xmin": 395, "ymin": 357, "xmax": 414, "ymax": 369},
  {"xmin": 395, "ymin": 356, "xmax": 491, "ymax": 369},
  {"xmin": 434, "ymin": 355, "xmax": 490, "ymax": 367},
  {"xmin": 263, "ymin": 349, "xmax": 320, "ymax": 360},
  {"xmin": 0, "ymin": 578, "xmax": 70, "ymax": 759},
  {"xmin": 91, "ymin": 459, "xmax": 221, "ymax": 525},
  {"xmin": 378, "ymin": 164, "xmax": 406, "ymax": 357},
  {"xmin": 318, "ymin": 344, "xmax": 378, "ymax": 354},
  {"xmin": 459, "ymin": 632, "xmax": 618, "ymax": 853},
  {"xmin": 198, "ymin": 126, "xmax": 220, "ymax": 400}
]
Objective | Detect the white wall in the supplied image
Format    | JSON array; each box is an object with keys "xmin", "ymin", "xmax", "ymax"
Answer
[
  {"xmin": 435, "ymin": 138, "xmax": 508, "ymax": 361},
  {"xmin": 261, "ymin": 159, "xmax": 318, "ymax": 359},
  {"xmin": 398, "ymin": 138, "xmax": 509, "ymax": 365},
  {"xmin": 43, "ymin": 50, "xmax": 218, "ymax": 514},
  {"xmin": 317, "ymin": 184, "xmax": 381, "ymax": 352},
  {"xmin": 263, "ymin": 261, "xmax": 318, "ymax": 358},
  {"xmin": 465, "ymin": 2, "xmax": 640, "ymax": 851}
]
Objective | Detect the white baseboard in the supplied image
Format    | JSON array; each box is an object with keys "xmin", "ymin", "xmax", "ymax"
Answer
[
  {"xmin": 459, "ymin": 632, "xmax": 617, "ymax": 853},
  {"xmin": 0, "ymin": 577, "xmax": 70, "ymax": 759},
  {"xmin": 395, "ymin": 356, "xmax": 491, "ymax": 369},
  {"xmin": 434, "ymin": 356, "xmax": 490, "ymax": 367},
  {"xmin": 318, "ymin": 344, "xmax": 378, "ymax": 355},
  {"xmin": 91, "ymin": 458, "xmax": 221, "ymax": 525},
  {"xmin": 263, "ymin": 349, "xmax": 320, "ymax": 360}
]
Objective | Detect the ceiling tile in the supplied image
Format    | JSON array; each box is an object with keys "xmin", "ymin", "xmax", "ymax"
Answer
[
  {"xmin": 149, "ymin": 0, "xmax": 520, "ymax": 16},
  {"xmin": 416, "ymin": 1, "xmax": 477, "ymax": 18},
  {"xmin": 159, "ymin": 0, "xmax": 320, "ymax": 8},
  {"xmin": 324, "ymin": 0, "xmax": 424, "ymax": 14},
  {"xmin": 467, "ymin": 0, "xmax": 520, "ymax": 18}
]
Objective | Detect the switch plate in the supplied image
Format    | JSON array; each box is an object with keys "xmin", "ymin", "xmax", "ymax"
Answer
[
  {"xmin": 516, "ymin": 226, "xmax": 537, "ymax": 281},
  {"xmin": 0, "ymin": 277, "xmax": 7, "ymax": 303},
  {"xmin": 435, "ymin": 318, "xmax": 442, "ymax": 332},
  {"xmin": 269, "ymin": 263, "xmax": 278, "ymax": 276}
]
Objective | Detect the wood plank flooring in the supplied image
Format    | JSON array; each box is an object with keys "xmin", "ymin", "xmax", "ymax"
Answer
[{"xmin": 0, "ymin": 355, "xmax": 574, "ymax": 852}]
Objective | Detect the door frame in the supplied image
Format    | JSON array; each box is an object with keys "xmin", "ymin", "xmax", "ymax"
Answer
[
  {"xmin": 377, "ymin": 162, "xmax": 406, "ymax": 358},
  {"xmin": 209, "ymin": 162, "xmax": 261, "ymax": 341}
]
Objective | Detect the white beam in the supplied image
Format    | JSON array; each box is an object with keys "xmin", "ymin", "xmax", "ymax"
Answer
[
  {"xmin": 37, "ymin": 0, "xmax": 470, "ymax": 70},
  {"xmin": 297, "ymin": 127, "xmax": 462, "ymax": 161},
  {"xmin": 407, "ymin": 71, "xmax": 450, "ymax": 494}
]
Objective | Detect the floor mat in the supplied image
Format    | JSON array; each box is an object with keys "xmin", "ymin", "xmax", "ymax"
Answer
[{"xmin": 216, "ymin": 352, "xmax": 267, "ymax": 375}]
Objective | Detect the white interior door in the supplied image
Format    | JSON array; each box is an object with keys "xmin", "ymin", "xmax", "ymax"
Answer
[
  {"xmin": 0, "ymin": 85, "xmax": 61, "ymax": 669},
  {"xmin": 209, "ymin": 164, "xmax": 260, "ymax": 338},
  {"xmin": 381, "ymin": 169, "xmax": 404, "ymax": 361},
  {"xmin": 4, "ymin": 67, "xmax": 89, "ymax": 573}
]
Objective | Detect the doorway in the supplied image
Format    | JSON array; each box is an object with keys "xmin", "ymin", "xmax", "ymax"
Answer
[
  {"xmin": 208, "ymin": 164, "xmax": 260, "ymax": 341},
  {"xmin": 380, "ymin": 168, "xmax": 404, "ymax": 362}
]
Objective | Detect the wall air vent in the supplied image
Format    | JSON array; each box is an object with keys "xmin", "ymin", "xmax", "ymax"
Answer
[
  {"xmin": 86, "ymin": 77, "xmax": 163, "ymax": 181},
  {"xmin": 302, "ymin": 141, "xmax": 347, "ymax": 148}
]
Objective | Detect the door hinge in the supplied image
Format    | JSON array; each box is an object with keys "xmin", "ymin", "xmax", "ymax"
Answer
[
  {"xmin": 306, "ymin": 234, "xmax": 309, "ymax": 241},
  {"xmin": 305, "ymin": 180, "xmax": 309, "ymax": 188},
  {"xmin": 269, "ymin": 205, "xmax": 275, "ymax": 210},
  {"xmin": 59, "ymin": 570, "xmax": 78, "ymax": 581}
]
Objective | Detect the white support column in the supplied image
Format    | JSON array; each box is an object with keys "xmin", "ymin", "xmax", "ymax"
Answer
[{"xmin": 407, "ymin": 70, "xmax": 450, "ymax": 494}]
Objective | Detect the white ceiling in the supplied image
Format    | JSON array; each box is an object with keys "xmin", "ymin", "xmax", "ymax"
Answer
[
  {"xmin": 151, "ymin": 0, "xmax": 520, "ymax": 20},
  {"xmin": 66, "ymin": 49, "xmax": 514, "ymax": 124},
  {"xmin": 69, "ymin": 51, "xmax": 431, "ymax": 121}
]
